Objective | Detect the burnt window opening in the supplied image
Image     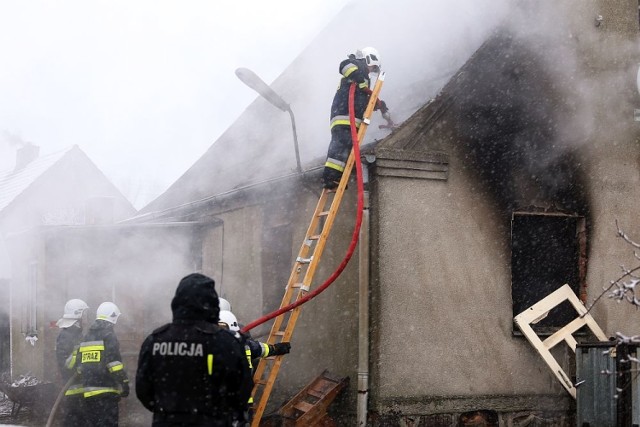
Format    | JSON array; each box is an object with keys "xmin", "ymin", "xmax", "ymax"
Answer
[{"xmin": 511, "ymin": 212, "xmax": 586, "ymax": 335}]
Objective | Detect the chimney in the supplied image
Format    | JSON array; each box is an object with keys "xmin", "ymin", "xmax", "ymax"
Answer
[{"xmin": 14, "ymin": 144, "xmax": 40, "ymax": 171}]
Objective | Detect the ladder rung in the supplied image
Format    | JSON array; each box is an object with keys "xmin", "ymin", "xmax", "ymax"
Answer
[
  {"xmin": 273, "ymin": 331, "xmax": 285, "ymax": 336},
  {"xmin": 296, "ymin": 256, "xmax": 313, "ymax": 264},
  {"xmin": 293, "ymin": 401, "xmax": 314, "ymax": 413},
  {"xmin": 291, "ymin": 283, "xmax": 310, "ymax": 291},
  {"xmin": 308, "ymin": 235, "xmax": 321, "ymax": 240},
  {"xmin": 317, "ymin": 211, "xmax": 330, "ymax": 217},
  {"xmin": 306, "ymin": 388, "xmax": 324, "ymax": 399}
]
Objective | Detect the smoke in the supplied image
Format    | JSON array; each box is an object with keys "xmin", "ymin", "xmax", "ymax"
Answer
[
  {"xmin": 420, "ymin": 1, "xmax": 640, "ymax": 216},
  {"xmin": 276, "ymin": 0, "xmax": 513, "ymax": 163},
  {"xmin": 1, "ymin": 130, "xmax": 30, "ymax": 148},
  {"xmin": 148, "ymin": 0, "xmax": 513, "ymax": 209},
  {"xmin": 0, "ymin": 130, "xmax": 31, "ymax": 171}
]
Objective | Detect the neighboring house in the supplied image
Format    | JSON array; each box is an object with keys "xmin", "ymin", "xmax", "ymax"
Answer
[
  {"xmin": 130, "ymin": 1, "xmax": 640, "ymax": 425},
  {"xmin": 0, "ymin": 144, "xmax": 135, "ymax": 377}
]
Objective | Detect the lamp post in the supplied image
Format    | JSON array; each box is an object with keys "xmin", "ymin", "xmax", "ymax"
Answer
[{"xmin": 235, "ymin": 67, "xmax": 302, "ymax": 173}]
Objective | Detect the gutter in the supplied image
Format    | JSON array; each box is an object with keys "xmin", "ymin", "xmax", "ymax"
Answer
[{"xmin": 357, "ymin": 160, "xmax": 371, "ymax": 426}]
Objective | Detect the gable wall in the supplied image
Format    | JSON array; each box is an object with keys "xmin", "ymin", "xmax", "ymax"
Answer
[{"xmin": 368, "ymin": 0, "xmax": 640, "ymax": 420}]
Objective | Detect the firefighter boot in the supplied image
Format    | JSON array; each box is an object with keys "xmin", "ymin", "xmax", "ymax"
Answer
[{"xmin": 322, "ymin": 167, "xmax": 342, "ymax": 190}]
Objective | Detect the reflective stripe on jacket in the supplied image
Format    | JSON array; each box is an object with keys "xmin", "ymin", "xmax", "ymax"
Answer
[
  {"xmin": 78, "ymin": 320, "xmax": 128, "ymax": 399},
  {"xmin": 330, "ymin": 57, "xmax": 371, "ymax": 128}
]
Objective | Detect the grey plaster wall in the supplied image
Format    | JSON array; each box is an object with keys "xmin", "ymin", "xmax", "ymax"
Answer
[
  {"xmin": 192, "ymin": 180, "xmax": 362, "ymax": 414},
  {"xmin": 371, "ymin": 159, "xmax": 568, "ymax": 407}
]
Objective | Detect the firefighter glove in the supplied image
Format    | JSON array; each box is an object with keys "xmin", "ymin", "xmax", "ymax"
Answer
[{"xmin": 272, "ymin": 342, "xmax": 291, "ymax": 355}]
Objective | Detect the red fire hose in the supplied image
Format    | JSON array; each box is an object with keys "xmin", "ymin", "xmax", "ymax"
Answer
[{"xmin": 241, "ymin": 82, "xmax": 363, "ymax": 333}]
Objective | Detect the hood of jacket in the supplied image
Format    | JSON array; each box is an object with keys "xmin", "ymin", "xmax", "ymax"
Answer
[{"xmin": 171, "ymin": 273, "xmax": 219, "ymax": 323}]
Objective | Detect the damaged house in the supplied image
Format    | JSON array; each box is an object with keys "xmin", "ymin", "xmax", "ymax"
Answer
[
  {"xmin": 5, "ymin": 0, "xmax": 640, "ymax": 425},
  {"xmin": 127, "ymin": 1, "xmax": 640, "ymax": 424}
]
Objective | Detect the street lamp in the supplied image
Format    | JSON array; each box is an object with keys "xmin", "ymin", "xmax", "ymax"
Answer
[{"xmin": 235, "ymin": 67, "xmax": 302, "ymax": 174}]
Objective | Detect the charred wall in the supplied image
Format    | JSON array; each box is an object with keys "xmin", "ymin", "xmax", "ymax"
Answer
[{"xmin": 452, "ymin": 32, "xmax": 590, "ymax": 219}]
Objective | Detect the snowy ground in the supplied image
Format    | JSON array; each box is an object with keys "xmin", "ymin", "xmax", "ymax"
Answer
[{"xmin": 0, "ymin": 392, "xmax": 36, "ymax": 426}]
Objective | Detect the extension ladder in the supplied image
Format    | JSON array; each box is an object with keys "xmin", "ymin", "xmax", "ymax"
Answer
[{"xmin": 250, "ymin": 73, "xmax": 386, "ymax": 426}]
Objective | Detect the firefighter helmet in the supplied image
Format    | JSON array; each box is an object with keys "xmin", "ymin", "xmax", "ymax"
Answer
[
  {"xmin": 63, "ymin": 299, "xmax": 89, "ymax": 319},
  {"xmin": 96, "ymin": 302, "xmax": 121, "ymax": 324},
  {"xmin": 57, "ymin": 299, "xmax": 89, "ymax": 328},
  {"xmin": 218, "ymin": 310, "xmax": 240, "ymax": 332},
  {"xmin": 219, "ymin": 297, "xmax": 231, "ymax": 312},
  {"xmin": 356, "ymin": 46, "xmax": 381, "ymax": 71}
]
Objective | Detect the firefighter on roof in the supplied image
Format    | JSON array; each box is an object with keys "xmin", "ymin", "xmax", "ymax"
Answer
[
  {"xmin": 322, "ymin": 46, "xmax": 395, "ymax": 189},
  {"xmin": 135, "ymin": 273, "xmax": 253, "ymax": 426},
  {"xmin": 77, "ymin": 301, "xmax": 129, "ymax": 426}
]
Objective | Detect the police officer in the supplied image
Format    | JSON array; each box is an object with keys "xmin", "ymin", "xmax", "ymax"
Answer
[
  {"xmin": 77, "ymin": 301, "xmax": 129, "ymax": 426},
  {"xmin": 56, "ymin": 298, "xmax": 89, "ymax": 426},
  {"xmin": 136, "ymin": 273, "xmax": 253, "ymax": 426},
  {"xmin": 322, "ymin": 46, "xmax": 394, "ymax": 189}
]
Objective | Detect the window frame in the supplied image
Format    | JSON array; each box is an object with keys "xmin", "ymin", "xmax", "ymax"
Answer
[{"xmin": 511, "ymin": 211, "xmax": 587, "ymax": 335}]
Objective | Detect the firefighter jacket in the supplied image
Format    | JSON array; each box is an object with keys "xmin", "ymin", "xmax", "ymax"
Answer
[
  {"xmin": 56, "ymin": 324, "xmax": 82, "ymax": 381},
  {"xmin": 135, "ymin": 273, "xmax": 253, "ymax": 426},
  {"xmin": 77, "ymin": 319, "xmax": 129, "ymax": 399},
  {"xmin": 57, "ymin": 323, "xmax": 85, "ymax": 397},
  {"xmin": 245, "ymin": 338, "xmax": 270, "ymax": 362},
  {"xmin": 330, "ymin": 56, "xmax": 371, "ymax": 130}
]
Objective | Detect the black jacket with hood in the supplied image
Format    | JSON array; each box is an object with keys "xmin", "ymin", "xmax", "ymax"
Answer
[
  {"xmin": 56, "ymin": 323, "xmax": 83, "ymax": 381},
  {"xmin": 135, "ymin": 273, "xmax": 253, "ymax": 426}
]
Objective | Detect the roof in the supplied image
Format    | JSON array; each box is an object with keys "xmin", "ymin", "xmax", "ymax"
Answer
[
  {"xmin": 0, "ymin": 146, "xmax": 74, "ymax": 213},
  {"xmin": 138, "ymin": 0, "xmax": 505, "ymax": 216}
]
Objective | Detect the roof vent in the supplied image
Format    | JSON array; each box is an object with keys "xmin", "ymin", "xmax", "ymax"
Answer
[{"xmin": 14, "ymin": 144, "xmax": 40, "ymax": 171}]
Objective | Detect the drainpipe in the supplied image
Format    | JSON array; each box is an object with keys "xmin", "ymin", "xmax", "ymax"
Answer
[{"xmin": 357, "ymin": 160, "xmax": 371, "ymax": 426}]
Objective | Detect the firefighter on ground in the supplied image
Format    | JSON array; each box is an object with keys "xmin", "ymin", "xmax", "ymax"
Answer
[
  {"xmin": 56, "ymin": 298, "xmax": 89, "ymax": 426},
  {"xmin": 219, "ymin": 309, "xmax": 290, "ymax": 423},
  {"xmin": 218, "ymin": 310, "xmax": 291, "ymax": 368},
  {"xmin": 322, "ymin": 46, "xmax": 395, "ymax": 189},
  {"xmin": 136, "ymin": 273, "xmax": 253, "ymax": 426},
  {"xmin": 76, "ymin": 301, "xmax": 129, "ymax": 427}
]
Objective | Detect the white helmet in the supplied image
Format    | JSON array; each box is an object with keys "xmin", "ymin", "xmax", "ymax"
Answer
[
  {"xmin": 96, "ymin": 302, "xmax": 121, "ymax": 324},
  {"xmin": 56, "ymin": 299, "xmax": 89, "ymax": 328},
  {"xmin": 218, "ymin": 310, "xmax": 240, "ymax": 332},
  {"xmin": 63, "ymin": 299, "xmax": 89, "ymax": 319},
  {"xmin": 356, "ymin": 46, "xmax": 381, "ymax": 70},
  {"xmin": 219, "ymin": 297, "xmax": 231, "ymax": 312}
]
